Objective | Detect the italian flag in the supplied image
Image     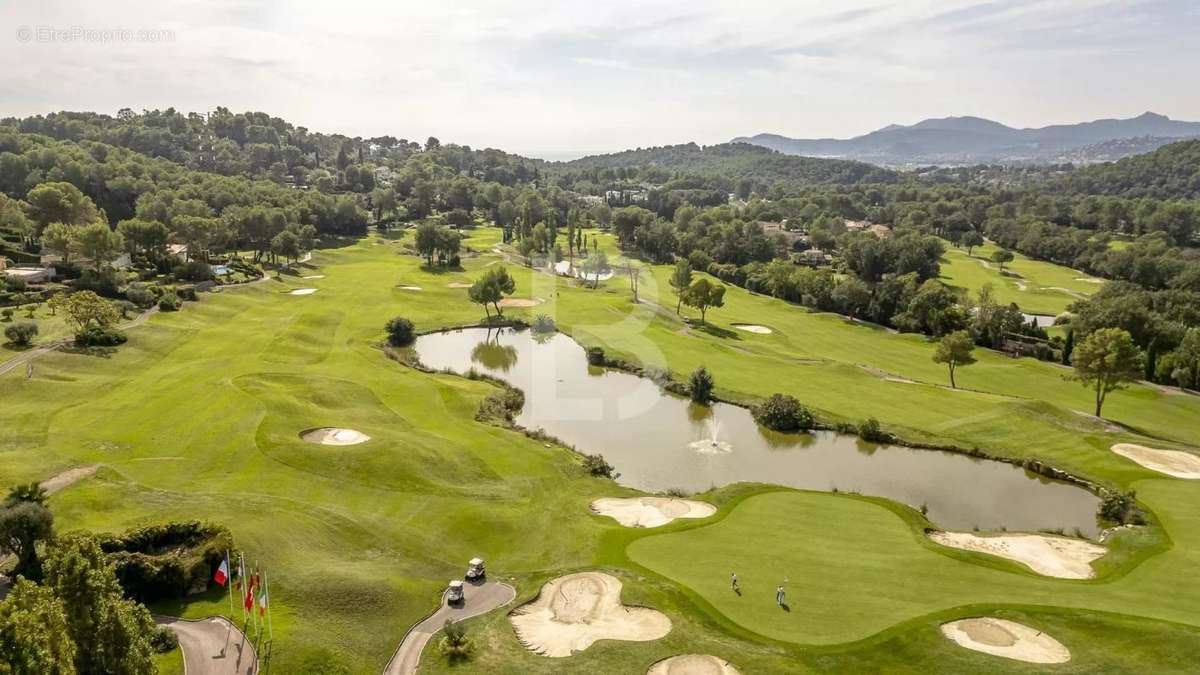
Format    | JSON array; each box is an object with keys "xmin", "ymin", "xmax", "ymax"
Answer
[
  {"xmin": 258, "ymin": 586, "xmax": 269, "ymax": 616},
  {"xmin": 213, "ymin": 556, "xmax": 229, "ymax": 587}
]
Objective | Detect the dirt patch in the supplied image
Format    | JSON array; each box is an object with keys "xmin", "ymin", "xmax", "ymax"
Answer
[
  {"xmin": 447, "ymin": 282, "xmax": 473, "ymax": 288},
  {"xmin": 731, "ymin": 324, "xmax": 772, "ymax": 335},
  {"xmin": 929, "ymin": 531, "xmax": 1104, "ymax": 579},
  {"xmin": 289, "ymin": 288, "xmax": 318, "ymax": 295},
  {"xmin": 398, "ymin": 285, "xmax": 423, "ymax": 291},
  {"xmin": 1111, "ymin": 443, "xmax": 1200, "ymax": 479},
  {"xmin": 647, "ymin": 654, "xmax": 741, "ymax": 675},
  {"xmin": 857, "ymin": 364, "xmax": 917, "ymax": 384},
  {"xmin": 498, "ymin": 297, "xmax": 542, "ymax": 308},
  {"xmin": 941, "ymin": 618, "xmax": 1070, "ymax": 663},
  {"xmin": 40, "ymin": 465, "xmax": 99, "ymax": 495},
  {"xmin": 300, "ymin": 428, "xmax": 371, "ymax": 446},
  {"xmin": 509, "ymin": 572, "xmax": 671, "ymax": 657},
  {"xmin": 590, "ymin": 497, "xmax": 716, "ymax": 528}
]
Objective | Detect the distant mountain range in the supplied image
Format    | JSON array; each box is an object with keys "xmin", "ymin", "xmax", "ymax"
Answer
[{"xmin": 733, "ymin": 112, "xmax": 1200, "ymax": 166}]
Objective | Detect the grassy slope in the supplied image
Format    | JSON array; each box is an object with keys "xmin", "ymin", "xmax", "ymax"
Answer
[
  {"xmin": 2, "ymin": 228, "xmax": 1199, "ymax": 672},
  {"xmin": 938, "ymin": 239, "xmax": 1104, "ymax": 315}
]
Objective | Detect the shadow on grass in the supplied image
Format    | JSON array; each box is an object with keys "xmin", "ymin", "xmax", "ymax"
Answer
[
  {"xmin": 59, "ymin": 344, "xmax": 118, "ymax": 358},
  {"xmin": 693, "ymin": 322, "xmax": 740, "ymax": 340}
]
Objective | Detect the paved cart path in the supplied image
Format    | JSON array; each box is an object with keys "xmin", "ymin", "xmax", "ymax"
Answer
[{"xmin": 383, "ymin": 580, "xmax": 516, "ymax": 675}]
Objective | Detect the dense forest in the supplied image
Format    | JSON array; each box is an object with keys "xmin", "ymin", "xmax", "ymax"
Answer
[{"xmin": 1056, "ymin": 139, "xmax": 1200, "ymax": 199}]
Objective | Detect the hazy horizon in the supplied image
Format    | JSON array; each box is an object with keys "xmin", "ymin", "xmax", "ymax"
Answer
[{"xmin": 3, "ymin": 0, "xmax": 1200, "ymax": 157}]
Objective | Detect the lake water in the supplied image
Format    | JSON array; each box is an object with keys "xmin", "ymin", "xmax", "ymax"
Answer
[{"xmin": 414, "ymin": 327, "xmax": 1099, "ymax": 535}]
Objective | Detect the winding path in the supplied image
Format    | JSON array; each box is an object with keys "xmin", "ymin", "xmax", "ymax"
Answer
[
  {"xmin": 383, "ymin": 580, "xmax": 516, "ymax": 675},
  {"xmin": 155, "ymin": 616, "xmax": 257, "ymax": 675}
]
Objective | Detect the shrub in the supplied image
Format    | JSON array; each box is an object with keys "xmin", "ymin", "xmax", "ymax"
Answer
[
  {"xmin": 1099, "ymin": 490, "xmax": 1145, "ymax": 525},
  {"xmin": 173, "ymin": 260, "xmax": 214, "ymax": 282},
  {"xmin": 858, "ymin": 417, "xmax": 887, "ymax": 442},
  {"xmin": 585, "ymin": 346, "xmax": 605, "ymax": 366},
  {"xmin": 531, "ymin": 314, "xmax": 556, "ymax": 333},
  {"xmin": 97, "ymin": 521, "xmax": 233, "ymax": 602},
  {"xmin": 150, "ymin": 627, "xmax": 179, "ymax": 653},
  {"xmin": 158, "ymin": 294, "xmax": 181, "ymax": 312},
  {"xmin": 3, "ymin": 276, "xmax": 26, "ymax": 292},
  {"xmin": 439, "ymin": 619, "xmax": 472, "ymax": 662},
  {"xmin": 176, "ymin": 284, "xmax": 197, "ymax": 301},
  {"xmin": 0, "ymin": 307, "xmax": 13, "ymax": 321},
  {"xmin": 386, "ymin": 317, "xmax": 416, "ymax": 346},
  {"xmin": 4, "ymin": 321, "xmax": 38, "ymax": 346},
  {"xmin": 476, "ymin": 387, "xmax": 525, "ymax": 423},
  {"xmin": 582, "ymin": 453, "xmax": 618, "ymax": 479},
  {"xmin": 74, "ymin": 326, "xmax": 128, "ymax": 347},
  {"xmin": 752, "ymin": 394, "xmax": 814, "ymax": 432},
  {"xmin": 125, "ymin": 285, "xmax": 157, "ymax": 309},
  {"xmin": 689, "ymin": 366, "xmax": 714, "ymax": 404}
]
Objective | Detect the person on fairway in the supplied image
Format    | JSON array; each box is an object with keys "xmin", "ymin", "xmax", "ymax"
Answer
[
  {"xmin": 731, "ymin": 571, "xmax": 738, "ymax": 592},
  {"xmin": 776, "ymin": 585, "xmax": 785, "ymax": 606}
]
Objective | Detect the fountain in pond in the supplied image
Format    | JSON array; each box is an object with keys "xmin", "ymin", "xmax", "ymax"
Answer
[{"xmin": 689, "ymin": 419, "xmax": 733, "ymax": 455}]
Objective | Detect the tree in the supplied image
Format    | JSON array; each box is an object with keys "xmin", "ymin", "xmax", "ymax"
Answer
[
  {"xmin": 5, "ymin": 482, "xmax": 48, "ymax": 507},
  {"xmin": 689, "ymin": 366, "xmax": 714, "ymax": 404},
  {"xmin": 832, "ymin": 277, "xmax": 872, "ymax": 321},
  {"xmin": 752, "ymin": 394, "xmax": 814, "ymax": 432},
  {"xmin": 385, "ymin": 317, "xmax": 415, "ymax": 347},
  {"xmin": 41, "ymin": 223, "xmax": 79, "ymax": 265},
  {"xmin": 25, "ymin": 182, "xmax": 101, "ymax": 233},
  {"xmin": 270, "ymin": 229, "xmax": 301, "ymax": 265},
  {"xmin": 116, "ymin": 219, "xmax": 169, "ymax": 262},
  {"xmin": 439, "ymin": 619, "xmax": 472, "ymax": 661},
  {"xmin": 414, "ymin": 221, "xmax": 440, "ymax": 265},
  {"xmin": 468, "ymin": 267, "xmax": 516, "ymax": 318},
  {"xmin": 668, "ymin": 260, "xmax": 693, "ymax": 314},
  {"xmin": 1168, "ymin": 328, "xmax": 1200, "ymax": 391},
  {"xmin": 932, "ymin": 330, "xmax": 977, "ymax": 389},
  {"xmin": 60, "ymin": 291, "xmax": 120, "ymax": 334},
  {"xmin": 43, "ymin": 535, "xmax": 158, "ymax": 675},
  {"xmin": 619, "ymin": 259, "xmax": 641, "ymax": 303},
  {"xmin": 1072, "ymin": 328, "xmax": 1143, "ymax": 417},
  {"xmin": 4, "ymin": 322, "xmax": 38, "ymax": 346},
  {"xmin": 71, "ymin": 222, "xmax": 125, "ymax": 270},
  {"xmin": 962, "ymin": 230, "xmax": 984, "ymax": 255},
  {"xmin": 579, "ymin": 250, "xmax": 610, "ymax": 289},
  {"xmin": 0, "ymin": 579, "xmax": 76, "ymax": 675},
  {"xmin": 991, "ymin": 248, "xmax": 1014, "ymax": 272},
  {"xmin": 0, "ymin": 501, "xmax": 54, "ymax": 580},
  {"xmin": 681, "ymin": 277, "xmax": 726, "ymax": 324}
]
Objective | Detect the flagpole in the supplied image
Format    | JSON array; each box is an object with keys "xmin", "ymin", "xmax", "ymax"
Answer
[
  {"xmin": 264, "ymin": 570, "xmax": 274, "ymax": 641},
  {"xmin": 225, "ymin": 549, "xmax": 234, "ymax": 620},
  {"xmin": 239, "ymin": 552, "xmax": 248, "ymax": 625}
]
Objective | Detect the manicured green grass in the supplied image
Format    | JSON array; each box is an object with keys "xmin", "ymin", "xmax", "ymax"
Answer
[
  {"xmin": 2, "ymin": 227, "xmax": 1199, "ymax": 673},
  {"xmin": 939, "ymin": 239, "xmax": 1104, "ymax": 315}
]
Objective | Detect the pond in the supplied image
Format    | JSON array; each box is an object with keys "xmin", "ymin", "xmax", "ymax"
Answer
[{"xmin": 414, "ymin": 327, "xmax": 1099, "ymax": 535}]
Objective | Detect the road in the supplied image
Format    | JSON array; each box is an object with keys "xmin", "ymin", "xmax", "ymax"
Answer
[
  {"xmin": 156, "ymin": 615, "xmax": 257, "ymax": 675},
  {"xmin": 0, "ymin": 306, "xmax": 158, "ymax": 377},
  {"xmin": 383, "ymin": 580, "xmax": 516, "ymax": 675}
]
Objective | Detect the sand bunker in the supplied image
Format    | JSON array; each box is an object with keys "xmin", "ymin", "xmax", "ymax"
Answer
[
  {"xmin": 300, "ymin": 428, "xmax": 371, "ymax": 446},
  {"xmin": 1111, "ymin": 443, "xmax": 1200, "ymax": 479},
  {"xmin": 447, "ymin": 282, "xmax": 473, "ymax": 288},
  {"xmin": 289, "ymin": 288, "xmax": 318, "ymax": 295},
  {"xmin": 302, "ymin": 274, "xmax": 325, "ymax": 279},
  {"xmin": 590, "ymin": 497, "xmax": 716, "ymax": 528},
  {"xmin": 398, "ymin": 285, "xmax": 423, "ymax": 291},
  {"xmin": 40, "ymin": 465, "xmax": 99, "ymax": 495},
  {"xmin": 731, "ymin": 324, "xmax": 772, "ymax": 334},
  {"xmin": 929, "ymin": 531, "xmax": 1105, "ymax": 579},
  {"xmin": 1075, "ymin": 277, "xmax": 1104, "ymax": 284},
  {"xmin": 498, "ymin": 297, "xmax": 542, "ymax": 308},
  {"xmin": 509, "ymin": 572, "xmax": 671, "ymax": 657},
  {"xmin": 941, "ymin": 618, "xmax": 1070, "ymax": 664},
  {"xmin": 647, "ymin": 654, "xmax": 741, "ymax": 675}
]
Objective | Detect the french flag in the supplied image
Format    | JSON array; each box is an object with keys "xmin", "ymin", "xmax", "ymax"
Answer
[{"xmin": 213, "ymin": 556, "xmax": 229, "ymax": 587}]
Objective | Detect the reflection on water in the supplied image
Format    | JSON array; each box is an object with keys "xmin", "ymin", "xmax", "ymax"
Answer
[{"xmin": 416, "ymin": 327, "xmax": 1099, "ymax": 535}]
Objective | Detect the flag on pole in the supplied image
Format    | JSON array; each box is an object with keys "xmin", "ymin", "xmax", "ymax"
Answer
[
  {"xmin": 213, "ymin": 555, "xmax": 229, "ymax": 587},
  {"xmin": 258, "ymin": 585, "xmax": 268, "ymax": 617}
]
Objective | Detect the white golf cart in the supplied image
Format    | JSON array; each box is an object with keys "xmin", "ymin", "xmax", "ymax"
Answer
[
  {"xmin": 446, "ymin": 579, "xmax": 465, "ymax": 605},
  {"xmin": 465, "ymin": 557, "xmax": 486, "ymax": 581}
]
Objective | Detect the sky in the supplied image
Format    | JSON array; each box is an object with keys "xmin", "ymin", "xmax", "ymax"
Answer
[{"xmin": 2, "ymin": 0, "xmax": 1199, "ymax": 159}]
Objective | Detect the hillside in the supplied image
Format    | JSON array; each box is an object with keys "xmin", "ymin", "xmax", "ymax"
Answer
[
  {"xmin": 1058, "ymin": 139, "xmax": 1200, "ymax": 199},
  {"xmin": 735, "ymin": 112, "xmax": 1200, "ymax": 166},
  {"xmin": 551, "ymin": 142, "xmax": 898, "ymax": 187}
]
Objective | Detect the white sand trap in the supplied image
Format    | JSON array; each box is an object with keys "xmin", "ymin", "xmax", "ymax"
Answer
[
  {"xmin": 398, "ymin": 285, "xmax": 423, "ymax": 291},
  {"xmin": 302, "ymin": 274, "xmax": 325, "ymax": 279},
  {"xmin": 447, "ymin": 282, "xmax": 473, "ymax": 288},
  {"xmin": 731, "ymin": 323, "xmax": 772, "ymax": 334},
  {"xmin": 498, "ymin": 297, "xmax": 542, "ymax": 308},
  {"xmin": 1075, "ymin": 277, "xmax": 1104, "ymax": 284},
  {"xmin": 648, "ymin": 654, "xmax": 741, "ymax": 675},
  {"xmin": 509, "ymin": 572, "xmax": 671, "ymax": 657},
  {"xmin": 590, "ymin": 497, "xmax": 716, "ymax": 528},
  {"xmin": 941, "ymin": 618, "xmax": 1070, "ymax": 664},
  {"xmin": 929, "ymin": 531, "xmax": 1105, "ymax": 579},
  {"xmin": 289, "ymin": 288, "xmax": 318, "ymax": 295},
  {"xmin": 300, "ymin": 427, "xmax": 371, "ymax": 446},
  {"xmin": 1111, "ymin": 443, "xmax": 1200, "ymax": 479},
  {"xmin": 40, "ymin": 465, "xmax": 99, "ymax": 495}
]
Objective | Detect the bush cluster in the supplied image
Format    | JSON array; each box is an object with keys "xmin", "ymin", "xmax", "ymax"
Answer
[
  {"xmin": 97, "ymin": 521, "xmax": 233, "ymax": 602},
  {"xmin": 751, "ymin": 394, "xmax": 814, "ymax": 432},
  {"xmin": 74, "ymin": 326, "xmax": 127, "ymax": 347},
  {"xmin": 386, "ymin": 317, "xmax": 416, "ymax": 346}
]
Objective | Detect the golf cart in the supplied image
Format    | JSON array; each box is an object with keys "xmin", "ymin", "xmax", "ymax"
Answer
[
  {"xmin": 446, "ymin": 580, "xmax": 464, "ymax": 605},
  {"xmin": 466, "ymin": 557, "xmax": 486, "ymax": 581}
]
